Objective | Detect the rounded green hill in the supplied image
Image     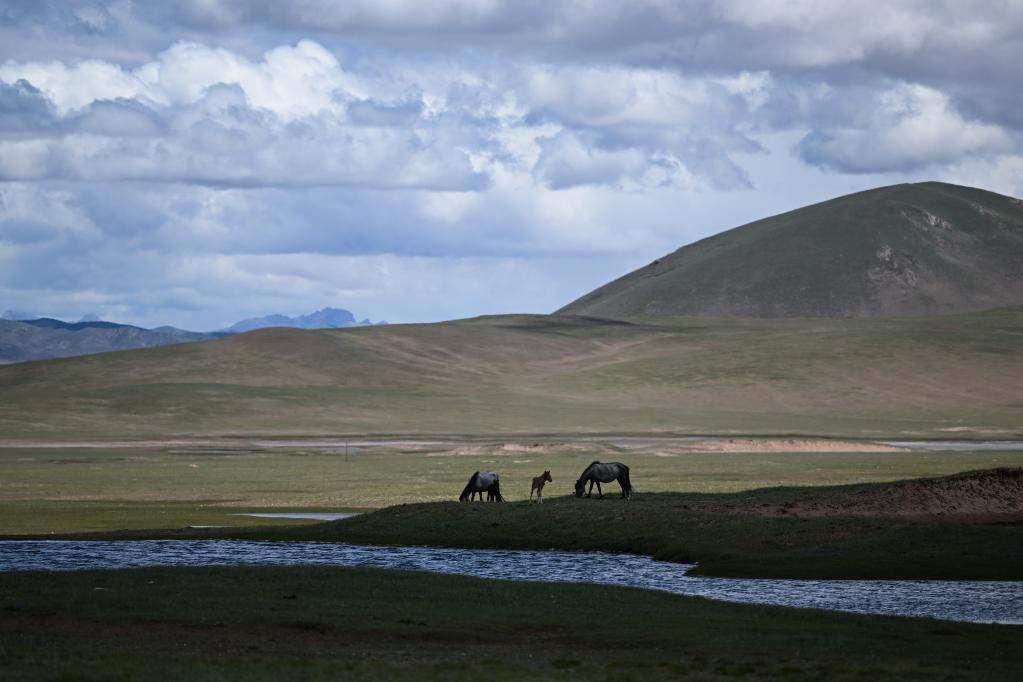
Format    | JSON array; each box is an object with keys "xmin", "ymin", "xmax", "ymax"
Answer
[{"xmin": 558, "ymin": 182, "xmax": 1023, "ymax": 318}]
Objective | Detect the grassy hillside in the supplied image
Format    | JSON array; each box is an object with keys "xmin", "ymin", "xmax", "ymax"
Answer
[
  {"xmin": 559, "ymin": 182, "xmax": 1023, "ymax": 318},
  {"xmin": 0, "ymin": 307, "xmax": 1020, "ymax": 439}
]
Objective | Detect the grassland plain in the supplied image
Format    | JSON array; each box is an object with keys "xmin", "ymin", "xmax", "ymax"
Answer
[
  {"xmin": 0, "ymin": 307, "xmax": 1021, "ymax": 440},
  {"xmin": 2, "ymin": 565, "xmax": 1021, "ymax": 681},
  {"xmin": 3, "ymin": 440, "xmax": 1023, "ymax": 534}
]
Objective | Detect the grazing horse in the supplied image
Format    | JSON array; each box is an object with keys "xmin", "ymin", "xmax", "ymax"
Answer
[
  {"xmin": 529, "ymin": 470, "xmax": 553, "ymax": 504},
  {"xmin": 574, "ymin": 461, "xmax": 631, "ymax": 499},
  {"xmin": 459, "ymin": 471, "xmax": 503, "ymax": 502}
]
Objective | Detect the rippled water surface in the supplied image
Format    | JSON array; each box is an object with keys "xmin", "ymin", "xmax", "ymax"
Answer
[{"xmin": 1, "ymin": 540, "xmax": 1020, "ymax": 625}]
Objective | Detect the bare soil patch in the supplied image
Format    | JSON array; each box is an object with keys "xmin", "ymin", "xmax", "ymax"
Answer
[
  {"xmin": 684, "ymin": 438, "xmax": 906, "ymax": 453},
  {"xmin": 716, "ymin": 468, "xmax": 1023, "ymax": 522},
  {"xmin": 425, "ymin": 442, "xmax": 592, "ymax": 457}
]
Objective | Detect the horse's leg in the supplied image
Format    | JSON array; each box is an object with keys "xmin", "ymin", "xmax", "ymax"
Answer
[
  {"xmin": 538, "ymin": 486, "xmax": 543, "ymax": 504},
  {"xmin": 596, "ymin": 481, "xmax": 604, "ymax": 499},
  {"xmin": 587, "ymin": 480, "xmax": 594, "ymax": 498}
]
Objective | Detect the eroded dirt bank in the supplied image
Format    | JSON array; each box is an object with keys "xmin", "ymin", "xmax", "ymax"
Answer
[{"xmin": 702, "ymin": 468, "xmax": 1023, "ymax": 522}]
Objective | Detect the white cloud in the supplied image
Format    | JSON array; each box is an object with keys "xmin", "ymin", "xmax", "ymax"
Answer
[
  {"xmin": 797, "ymin": 84, "xmax": 1017, "ymax": 173},
  {"xmin": 0, "ymin": 42, "xmax": 488, "ymax": 189}
]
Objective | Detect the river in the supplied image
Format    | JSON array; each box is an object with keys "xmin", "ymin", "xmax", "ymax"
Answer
[{"xmin": 1, "ymin": 540, "xmax": 1019, "ymax": 625}]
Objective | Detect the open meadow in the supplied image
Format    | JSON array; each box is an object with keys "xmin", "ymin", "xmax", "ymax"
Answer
[{"xmin": 2, "ymin": 438, "xmax": 1022, "ymax": 535}]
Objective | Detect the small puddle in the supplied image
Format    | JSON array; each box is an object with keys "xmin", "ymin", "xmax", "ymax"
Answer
[
  {"xmin": 232, "ymin": 512, "xmax": 360, "ymax": 521},
  {"xmin": 1, "ymin": 540, "xmax": 1019, "ymax": 625}
]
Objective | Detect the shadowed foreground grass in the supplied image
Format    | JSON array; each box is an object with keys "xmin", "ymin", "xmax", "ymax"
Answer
[{"xmin": 1, "ymin": 565, "xmax": 1019, "ymax": 681}]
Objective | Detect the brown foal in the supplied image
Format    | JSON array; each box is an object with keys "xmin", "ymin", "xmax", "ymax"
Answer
[{"xmin": 529, "ymin": 470, "xmax": 553, "ymax": 504}]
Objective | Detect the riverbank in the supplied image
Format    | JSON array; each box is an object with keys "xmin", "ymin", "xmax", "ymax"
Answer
[
  {"xmin": 58, "ymin": 469, "xmax": 1023, "ymax": 581},
  {"xmin": 1, "ymin": 565, "xmax": 1019, "ymax": 681}
]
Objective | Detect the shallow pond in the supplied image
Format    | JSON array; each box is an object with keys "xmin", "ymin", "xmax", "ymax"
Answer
[
  {"xmin": 231, "ymin": 512, "xmax": 360, "ymax": 521},
  {"xmin": 1, "ymin": 540, "xmax": 1020, "ymax": 625}
]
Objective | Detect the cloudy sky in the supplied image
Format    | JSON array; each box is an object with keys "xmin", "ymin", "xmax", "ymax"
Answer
[{"xmin": 1, "ymin": 1, "xmax": 1021, "ymax": 329}]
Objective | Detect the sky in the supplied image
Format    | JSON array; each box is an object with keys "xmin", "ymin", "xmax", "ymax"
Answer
[{"xmin": 0, "ymin": 1, "xmax": 1021, "ymax": 330}]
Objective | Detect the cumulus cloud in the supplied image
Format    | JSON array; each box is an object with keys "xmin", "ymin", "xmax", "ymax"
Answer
[
  {"xmin": 0, "ymin": 79, "xmax": 61, "ymax": 137},
  {"xmin": 0, "ymin": 35, "xmax": 774, "ymax": 192},
  {"xmin": 0, "ymin": 41, "xmax": 489, "ymax": 189},
  {"xmin": 796, "ymin": 85, "xmax": 1017, "ymax": 173},
  {"xmin": 1, "ymin": 1, "xmax": 1022, "ymax": 327}
]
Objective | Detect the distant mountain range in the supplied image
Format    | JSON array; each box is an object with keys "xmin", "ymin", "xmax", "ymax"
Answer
[
  {"xmin": 223, "ymin": 307, "xmax": 384, "ymax": 333},
  {"xmin": 558, "ymin": 182, "xmax": 1023, "ymax": 319},
  {"xmin": 0, "ymin": 307, "xmax": 383, "ymax": 363}
]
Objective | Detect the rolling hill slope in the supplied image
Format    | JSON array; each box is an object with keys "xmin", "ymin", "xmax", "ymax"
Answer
[
  {"xmin": 0, "ymin": 318, "xmax": 226, "ymax": 363},
  {"xmin": 558, "ymin": 182, "xmax": 1023, "ymax": 319},
  {"xmin": 0, "ymin": 309, "xmax": 1020, "ymax": 439}
]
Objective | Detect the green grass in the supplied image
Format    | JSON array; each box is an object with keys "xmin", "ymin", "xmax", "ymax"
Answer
[
  {"xmin": 1, "ymin": 565, "xmax": 1019, "ymax": 681},
  {"xmin": 559, "ymin": 181, "xmax": 1023, "ymax": 319},
  {"xmin": 0, "ymin": 308, "xmax": 1021, "ymax": 440},
  {"xmin": 3, "ymin": 442, "xmax": 1022, "ymax": 534}
]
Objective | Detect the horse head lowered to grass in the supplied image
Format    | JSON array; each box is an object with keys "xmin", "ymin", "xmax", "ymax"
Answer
[
  {"xmin": 459, "ymin": 471, "xmax": 503, "ymax": 502},
  {"xmin": 575, "ymin": 461, "xmax": 631, "ymax": 499}
]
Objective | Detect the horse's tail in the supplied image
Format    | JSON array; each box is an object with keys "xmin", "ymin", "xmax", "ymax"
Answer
[
  {"xmin": 459, "ymin": 472, "xmax": 479, "ymax": 501},
  {"xmin": 620, "ymin": 463, "xmax": 632, "ymax": 498},
  {"xmin": 490, "ymin": 476, "xmax": 503, "ymax": 502}
]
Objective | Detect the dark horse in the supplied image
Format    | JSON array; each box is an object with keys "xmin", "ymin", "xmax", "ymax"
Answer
[
  {"xmin": 459, "ymin": 471, "xmax": 503, "ymax": 502},
  {"xmin": 574, "ymin": 461, "xmax": 631, "ymax": 499}
]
